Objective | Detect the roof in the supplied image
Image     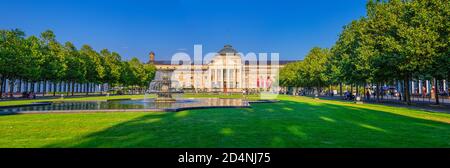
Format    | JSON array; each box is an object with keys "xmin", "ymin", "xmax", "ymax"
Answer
[
  {"xmin": 153, "ymin": 60, "xmax": 297, "ymax": 66},
  {"xmin": 150, "ymin": 45, "xmax": 299, "ymax": 66},
  {"xmin": 218, "ymin": 45, "xmax": 238, "ymax": 55}
]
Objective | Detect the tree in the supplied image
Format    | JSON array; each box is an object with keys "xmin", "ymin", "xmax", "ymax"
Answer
[
  {"xmin": 0, "ymin": 29, "xmax": 27, "ymax": 97},
  {"xmin": 62, "ymin": 42, "xmax": 84, "ymax": 96},
  {"xmin": 128, "ymin": 57, "xmax": 145, "ymax": 87},
  {"xmin": 413, "ymin": 0, "xmax": 450, "ymax": 104},
  {"xmin": 332, "ymin": 18, "xmax": 388, "ymax": 99},
  {"xmin": 280, "ymin": 61, "xmax": 304, "ymax": 94},
  {"xmin": 24, "ymin": 36, "xmax": 43, "ymax": 93},
  {"xmin": 279, "ymin": 48, "xmax": 331, "ymax": 96},
  {"xmin": 280, "ymin": 61, "xmax": 301, "ymax": 88},
  {"xmin": 1, "ymin": 28, "xmax": 155, "ymax": 98},
  {"xmin": 366, "ymin": 0, "xmax": 448, "ymax": 104},
  {"xmin": 119, "ymin": 60, "xmax": 134, "ymax": 91},
  {"xmin": 0, "ymin": 30, "xmax": 5, "ymax": 98},
  {"xmin": 302, "ymin": 47, "xmax": 332, "ymax": 95},
  {"xmin": 101, "ymin": 49, "xmax": 123, "ymax": 92},
  {"xmin": 80, "ymin": 45, "xmax": 104, "ymax": 95},
  {"xmin": 143, "ymin": 63, "xmax": 157, "ymax": 87},
  {"xmin": 40, "ymin": 30, "xmax": 66, "ymax": 96}
]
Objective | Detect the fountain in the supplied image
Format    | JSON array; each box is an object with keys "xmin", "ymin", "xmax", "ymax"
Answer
[{"xmin": 147, "ymin": 69, "xmax": 183, "ymax": 102}]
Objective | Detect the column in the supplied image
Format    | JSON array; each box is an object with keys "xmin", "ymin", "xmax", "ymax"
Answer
[
  {"xmin": 221, "ymin": 68, "xmax": 224, "ymax": 88},
  {"xmin": 227, "ymin": 68, "xmax": 231, "ymax": 89},
  {"xmin": 236, "ymin": 69, "xmax": 240, "ymax": 89},
  {"xmin": 214, "ymin": 69, "xmax": 217, "ymax": 88},
  {"xmin": 203, "ymin": 70, "xmax": 206, "ymax": 89},
  {"xmin": 6, "ymin": 79, "xmax": 9, "ymax": 93},
  {"xmin": 418, "ymin": 80, "xmax": 422, "ymax": 94},
  {"xmin": 443, "ymin": 80, "xmax": 447, "ymax": 92},
  {"xmin": 209, "ymin": 69, "xmax": 212, "ymax": 90},
  {"xmin": 215, "ymin": 69, "xmax": 218, "ymax": 88}
]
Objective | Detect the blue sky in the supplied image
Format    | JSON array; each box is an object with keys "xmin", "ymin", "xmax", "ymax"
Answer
[{"xmin": 0, "ymin": 0, "xmax": 367, "ymax": 61}]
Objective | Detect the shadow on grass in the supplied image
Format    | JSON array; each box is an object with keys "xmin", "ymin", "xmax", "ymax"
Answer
[{"xmin": 45, "ymin": 99, "xmax": 450, "ymax": 148}]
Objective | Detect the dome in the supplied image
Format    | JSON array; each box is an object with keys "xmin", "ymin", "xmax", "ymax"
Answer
[{"xmin": 218, "ymin": 45, "xmax": 238, "ymax": 55}]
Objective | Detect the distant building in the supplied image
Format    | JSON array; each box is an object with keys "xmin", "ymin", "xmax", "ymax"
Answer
[
  {"xmin": 150, "ymin": 45, "xmax": 295, "ymax": 93},
  {"xmin": 148, "ymin": 51, "xmax": 155, "ymax": 64}
]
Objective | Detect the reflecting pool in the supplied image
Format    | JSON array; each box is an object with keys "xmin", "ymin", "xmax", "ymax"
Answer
[{"xmin": 0, "ymin": 98, "xmax": 249, "ymax": 114}]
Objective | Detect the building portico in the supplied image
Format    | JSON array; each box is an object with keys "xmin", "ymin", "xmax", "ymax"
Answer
[{"xmin": 150, "ymin": 45, "xmax": 293, "ymax": 93}]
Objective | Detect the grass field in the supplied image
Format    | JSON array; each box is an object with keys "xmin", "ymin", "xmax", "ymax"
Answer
[{"xmin": 0, "ymin": 95, "xmax": 449, "ymax": 148}]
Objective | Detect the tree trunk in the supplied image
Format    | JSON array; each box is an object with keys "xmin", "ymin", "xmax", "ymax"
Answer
[
  {"xmin": 3, "ymin": 78, "xmax": 7, "ymax": 97},
  {"xmin": 356, "ymin": 84, "xmax": 359, "ymax": 97},
  {"xmin": 58, "ymin": 82, "xmax": 62, "ymax": 95},
  {"xmin": 0, "ymin": 76, "xmax": 3, "ymax": 99},
  {"xmin": 375, "ymin": 83, "xmax": 380, "ymax": 102},
  {"xmin": 9, "ymin": 79, "xmax": 14, "ymax": 98},
  {"xmin": 316, "ymin": 87, "xmax": 319, "ymax": 96},
  {"xmin": 86, "ymin": 83, "xmax": 89, "ymax": 95},
  {"xmin": 71, "ymin": 81, "xmax": 75, "ymax": 96},
  {"xmin": 43, "ymin": 80, "xmax": 47, "ymax": 96},
  {"xmin": 329, "ymin": 85, "xmax": 332, "ymax": 96},
  {"xmin": 404, "ymin": 76, "xmax": 411, "ymax": 105},
  {"xmin": 398, "ymin": 80, "xmax": 401, "ymax": 101},
  {"xmin": 65, "ymin": 81, "xmax": 70, "ymax": 96},
  {"xmin": 434, "ymin": 78, "xmax": 440, "ymax": 105},
  {"xmin": 404, "ymin": 80, "xmax": 407, "ymax": 101},
  {"xmin": 31, "ymin": 81, "xmax": 35, "ymax": 93},
  {"xmin": 53, "ymin": 82, "xmax": 57, "ymax": 96},
  {"xmin": 363, "ymin": 83, "xmax": 367, "ymax": 100},
  {"xmin": 18, "ymin": 80, "xmax": 22, "ymax": 93},
  {"xmin": 350, "ymin": 84, "xmax": 353, "ymax": 97},
  {"xmin": 75, "ymin": 83, "xmax": 78, "ymax": 94},
  {"xmin": 23, "ymin": 81, "xmax": 28, "ymax": 92},
  {"xmin": 37, "ymin": 81, "xmax": 41, "ymax": 95},
  {"xmin": 339, "ymin": 83, "xmax": 342, "ymax": 97}
]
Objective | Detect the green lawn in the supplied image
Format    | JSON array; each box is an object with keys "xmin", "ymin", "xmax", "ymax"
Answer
[{"xmin": 0, "ymin": 95, "xmax": 449, "ymax": 148}]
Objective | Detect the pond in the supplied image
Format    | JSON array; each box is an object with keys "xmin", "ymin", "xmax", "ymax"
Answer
[{"xmin": 0, "ymin": 98, "xmax": 249, "ymax": 114}]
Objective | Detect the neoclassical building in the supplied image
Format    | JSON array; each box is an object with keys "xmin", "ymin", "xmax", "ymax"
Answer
[{"xmin": 150, "ymin": 45, "xmax": 294, "ymax": 93}]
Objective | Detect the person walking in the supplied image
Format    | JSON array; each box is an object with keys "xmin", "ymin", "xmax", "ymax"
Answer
[
  {"xmin": 422, "ymin": 86, "xmax": 427, "ymax": 98},
  {"xmin": 366, "ymin": 90, "xmax": 371, "ymax": 101}
]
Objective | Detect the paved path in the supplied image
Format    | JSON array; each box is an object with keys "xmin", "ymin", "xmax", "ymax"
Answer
[{"xmin": 317, "ymin": 96, "xmax": 450, "ymax": 114}]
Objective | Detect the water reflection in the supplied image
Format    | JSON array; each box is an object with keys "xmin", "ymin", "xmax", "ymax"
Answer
[{"xmin": 0, "ymin": 98, "xmax": 248, "ymax": 114}]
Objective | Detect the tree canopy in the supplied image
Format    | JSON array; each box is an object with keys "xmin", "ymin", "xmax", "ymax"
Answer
[
  {"xmin": 0, "ymin": 29, "xmax": 156, "ymax": 97},
  {"xmin": 280, "ymin": 0, "xmax": 449, "ymax": 104}
]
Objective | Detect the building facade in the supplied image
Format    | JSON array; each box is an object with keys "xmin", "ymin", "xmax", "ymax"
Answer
[{"xmin": 151, "ymin": 45, "xmax": 294, "ymax": 93}]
